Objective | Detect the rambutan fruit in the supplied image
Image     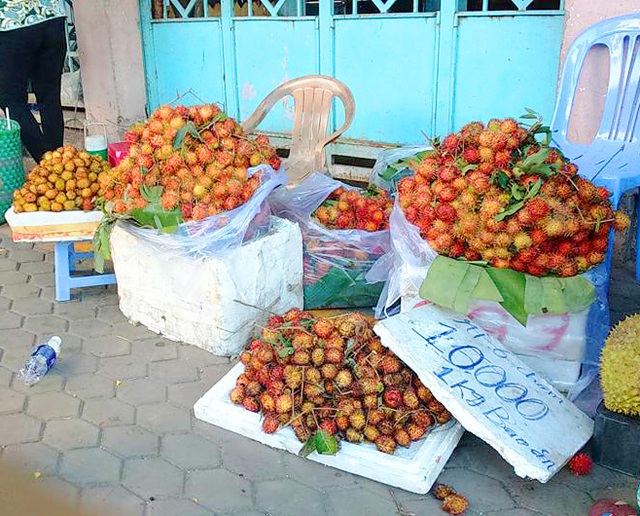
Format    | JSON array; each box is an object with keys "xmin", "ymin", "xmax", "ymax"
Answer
[
  {"xmin": 567, "ymin": 452, "xmax": 593, "ymax": 476},
  {"xmin": 505, "ymin": 218, "xmax": 522, "ymax": 236},
  {"xmin": 530, "ymin": 228, "xmax": 547, "ymax": 245},
  {"xmin": 442, "ymin": 493, "xmax": 469, "ymax": 515},
  {"xmin": 325, "ymin": 348, "xmax": 344, "ymax": 365},
  {"xmin": 468, "ymin": 171, "xmax": 490, "ymax": 194},
  {"xmin": 313, "ymin": 319, "xmax": 334, "ymax": 339},
  {"xmin": 558, "ymin": 262, "xmax": 578, "ymax": 278},
  {"xmin": 449, "ymin": 241, "xmax": 466, "ymax": 258},
  {"xmin": 480, "ymin": 197, "xmax": 503, "ymax": 217},
  {"xmin": 436, "ymin": 203, "xmax": 457, "ymax": 222},
  {"xmin": 433, "ymin": 233, "xmax": 455, "ymax": 251},
  {"xmin": 433, "ymin": 484, "xmax": 456, "ymax": 500},
  {"xmin": 462, "ymin": 147, "xmax": 480, "ymax": 164},
  {"xmin": 375, "ymin": 435, "xmax": 397, "ymax": 454},
  {"xmin": 438, "ymin": 186, "xmax": 458, "ymax": 202},
  {"xmin": 541, "ymin": 217, "xmax": 564, "ymax": 237},
  {"xmin": 476, "ymin": 162, "xmax": 496, "ymax": 176},
  {"xmin": 575, "ymin": 256, "xmax": 589, "ymax": 272},
  {"xmin": 441, "ymin": 134, "xmax": 460, "ymax": 153},
  {"xmin": 460, "ymin": 121, "xmax": 485, "ymax": 144},
  {"xmin": 555, "ymin": 182, "xmax": 573, "ymax": 200},
  {"xmin": 557, "ymin": 240, "xmax": 574, "ymax": 256},
  {"xmin": 587, "ymin": 251, "xmax": 605, "ymax": 265},
  {"xmin": 398, "ymin": 176, "xmax": 415, "ymax": 194},
  {"xmin": 383, "ymin": 388, "xmax": 403, "ymax": 408},
  {"xmin": 592, "ymin": 235, "xmax": 609, "ymax": 252},
  {"xmin": 229, "ymin": 386, "xmax": 245, "ymax": 404},
  {"xmin": 242, "ymin": 396, "xmax": 260, "ymax": 413},
  {"xmin": 491, "ymin": 258, "xmax": 511, "ymax": 269},
  {"xmin": 527, "ymin": 197, "xmax": 549, "ymax": 220},
  {"xmin": 614, "ymin": 211, "xmax": 630, "ymax": 231},
  {"xmin": 479, "ymin": 146, "xmax": 494, "ymax": 163},
  {"xmin": 406, "ymin": 422, "xmax": 427, "ymax": 441}
]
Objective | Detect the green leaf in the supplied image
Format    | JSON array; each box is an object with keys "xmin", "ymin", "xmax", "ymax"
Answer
[
  {"xmin": 486, "ymin": 267, "xmax": 528, "ymax": 326},
  {"xmin": 473, "ymin": 270, "xmax": 504, "ymax": 303},
  {"xmin": 520, "ymin": 113, "xmax": 538, "ymax": 120},
  {"xmin": 277, "ymin": 348, "xmax": 291, "ymax": 358},
  {"xmin": 519, "ymin": 147, "xmax": 551, "ymax": 173},
  {"xmin": 298, "ymin": 435, "xmax": 318, "ymax": 458},
  {"xmin": 511, "ymin": 184, "xmax": 525, "ymax": 201},
  {"xmin": 379, "ymin": 164, "xmax": 401, "ymax": 181},
  {"xmin": 315, "ymin": 430, "xmax": 339, "ymax": 455},
  {"xmin": 139, "ymin": 184, "xmax": 163, "ymax": 203},
  {"xmin": 526, "ymin": 178, "xmax": 543, "ymax": 199},
  {"xmin": 173, "ymin": 120, "xmax": 201, "ymax": 149},
  {"xmin": 497, "ymin": 171, "xmax": 510, "ymax": 189},
  {"xmin": 130, "ymin": 207, "xmax": 183, "ymax": 230},
  {"xmin": 419, "ymin": 256, "xmax": 470, "ymax": 309},
  {"xmin": 494, "ymin": 200, "xmax": 525, "ymax": 221},
  {"xmin": 303, "ymin": 266, "xmax": 383, "ymax": 309},
  {"xmin": 524, "ymin": 275, "xmax": 595, "ymax": 315},
  {"xmin": 419, "ymin": 257, "xmax": 502, "ymax": 313},
  {"xmin": 461, "ymin": 163, "xmax": 478, "ymax": 174},
  {"xmin": 453, "ymin": 266, "xmax": 482, "ymax": 313}
]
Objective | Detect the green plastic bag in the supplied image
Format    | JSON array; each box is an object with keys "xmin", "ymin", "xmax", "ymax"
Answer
[{"xmin": 0, "ymin": 119, "xmax": 25, "ymax": 223}]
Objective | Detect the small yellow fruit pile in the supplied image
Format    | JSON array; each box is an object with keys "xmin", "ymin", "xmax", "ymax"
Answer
[{"xmin": 12, "ymin": 145, "xmax": 109, "ymax": 213}]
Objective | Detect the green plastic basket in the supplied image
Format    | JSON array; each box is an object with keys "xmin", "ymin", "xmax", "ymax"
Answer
[{"xmin": 0, "ymin": 119, "xmax": 25, "ymax": 223}]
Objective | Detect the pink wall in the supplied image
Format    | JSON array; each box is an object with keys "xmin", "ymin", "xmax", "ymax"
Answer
[
  {"xmin": 74, "ymin": 0, "xmax": 147, "ymax": 142},
  {"xmin": 560, "ymin": 1, "xmax": 640, "ymax": 144}
]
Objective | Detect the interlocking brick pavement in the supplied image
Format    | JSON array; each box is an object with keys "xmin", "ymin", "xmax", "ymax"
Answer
[{"xmin": 0, "ymin": 225, "xmax": 638, "ymax": 516}]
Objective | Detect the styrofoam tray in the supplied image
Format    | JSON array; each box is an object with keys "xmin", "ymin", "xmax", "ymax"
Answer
[
  {"xmin": 194, "ymin": 363, "xmax": 465, "ymax": 493},
  {"xmin": 4, "ymin": 206, "xmax": 102, "ymax": 242}
]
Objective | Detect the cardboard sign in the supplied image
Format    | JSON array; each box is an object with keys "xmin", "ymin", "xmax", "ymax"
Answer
[{"xmin": 374, "ymin": 304, "xmax": 594, "ymax": 482}]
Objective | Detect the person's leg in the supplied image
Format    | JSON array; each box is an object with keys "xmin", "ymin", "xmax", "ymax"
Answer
[
  {"xmin": 30, "ymin": 17, "xmax": 67, "ymax": 154},
  {"xmin": 0, "ymin": 25, "xmax": 45, "ymax": 160}
]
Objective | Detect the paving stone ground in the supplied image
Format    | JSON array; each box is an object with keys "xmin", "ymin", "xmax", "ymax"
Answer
[{"xmin": 0, "ymin": 225, "xmax": 638, "ymax": 516}]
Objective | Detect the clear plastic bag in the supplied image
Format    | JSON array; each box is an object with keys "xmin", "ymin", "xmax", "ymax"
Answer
[
  {"xmin": 368, "ymin": 201, "xmax": 610, "ymax": 398},
  {"xmin": 370, "ymin": 145, "xmax": 431, "ymax": 192},
  {"xmin": 270, "ymin": 172, "xmax": 390, "ymax": 309},
  {"xmin": 117, "ymin": 165, "xmax": 285, "ymax": 258}
]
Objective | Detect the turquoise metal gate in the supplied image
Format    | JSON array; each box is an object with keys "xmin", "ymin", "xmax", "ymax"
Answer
[{"xmin": 139, "ymin": 0, "xmax": 564, "ymax": 148}]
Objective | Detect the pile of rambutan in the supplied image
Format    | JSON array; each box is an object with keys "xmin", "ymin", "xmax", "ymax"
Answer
[
  {"xmin": 397, "ymin": 117, "xmax": 630, "ymax": 277},
  {"xmin": 230, "ymin": 308, "xmax": 453, "ymax": 455},
  {"xmin": 312, "ymin": 185, "xmax": 393, "ymax": 231},
  {"xmin": 99, "ymin": 104, "xmax": 281, "ymax": 221}
]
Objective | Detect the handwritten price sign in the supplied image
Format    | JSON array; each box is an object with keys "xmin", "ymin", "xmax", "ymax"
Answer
[{"xmin": 374, "ymin": 304, "xmax": 593, "ymax": 482}]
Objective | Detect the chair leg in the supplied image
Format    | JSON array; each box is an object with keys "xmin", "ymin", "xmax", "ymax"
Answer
[
  {"xmin": 54, "ymin": 241, "xmax": 73, "ymax": 302},
  {"xmin": 635, "ymin": 190, "xmax": 640, "ymax": 281}
]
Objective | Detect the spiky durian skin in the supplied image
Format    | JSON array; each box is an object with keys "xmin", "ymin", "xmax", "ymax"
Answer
[{"xmin": 600, "ymin": 314, "xmax": 640, "ymax": 417}]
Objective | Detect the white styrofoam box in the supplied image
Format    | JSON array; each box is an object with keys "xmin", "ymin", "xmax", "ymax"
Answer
[
  {"xmin": 5, "ymin": 207, "xmax": 102, "ymax": 242},
  {"xmin": 110, "ymin": 217, "xmax": 304, "ymax": 356},
  {"xmin": 401, "ymin": 290, "xmax": 584, "ymax": 390},
  {"xmin": 374, "ymin": 305, "xmax": 594, "ymax": 483},
  {"xmin": 194, "ymin": 363, "xmax": 465, "ymax": 494}
]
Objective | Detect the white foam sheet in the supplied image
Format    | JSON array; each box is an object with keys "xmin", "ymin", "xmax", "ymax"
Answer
[{"xmin": 194, "ymin": 363, "xmax": 465, "ymax": 494}]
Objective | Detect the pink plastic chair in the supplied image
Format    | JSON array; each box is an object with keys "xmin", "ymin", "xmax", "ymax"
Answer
[
  {"xmin": 242, "ymin": 75, "xmax": 355, "ymax": 185},
  {"xmin": 550, "ymin": 14, "xmax": 640, "ymax": 280}
]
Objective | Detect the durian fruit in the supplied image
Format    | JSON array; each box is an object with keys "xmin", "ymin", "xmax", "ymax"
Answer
[{"xmin": 600, "ymin": 314, "xmax": 640, "ymax": 417}]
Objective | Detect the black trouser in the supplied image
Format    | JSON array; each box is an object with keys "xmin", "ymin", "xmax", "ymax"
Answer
[{"xmin": 0, "ymin": 17, "xmax": 67, "ymax": 162}]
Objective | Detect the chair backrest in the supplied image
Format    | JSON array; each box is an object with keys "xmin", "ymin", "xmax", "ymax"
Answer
[
  {"xmin": 551, "ymin": 15, "xmax": 640, "ymax": 163},
  {"xmin": 242, "ymin": 75, "xmax": 355, "ymax": 184}
]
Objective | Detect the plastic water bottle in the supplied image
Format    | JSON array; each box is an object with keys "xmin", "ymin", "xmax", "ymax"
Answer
[{"xmin": 19, "ymin": 337, "xmax": 62, "ymax": 386}]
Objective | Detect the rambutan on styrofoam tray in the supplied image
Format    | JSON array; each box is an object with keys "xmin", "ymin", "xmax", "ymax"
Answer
[
  {"xmin": 194, "ymin": 363, "xmax": 465, "ymax": 494},
  {"xmin": 4, "ymin": 206, "xmax": 102, "ymax": 242}
]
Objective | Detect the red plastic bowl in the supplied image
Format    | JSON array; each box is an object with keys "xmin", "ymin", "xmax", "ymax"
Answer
[{"xmin": 108, "ymin": 142, "xmax": 131, "ymax": 167}]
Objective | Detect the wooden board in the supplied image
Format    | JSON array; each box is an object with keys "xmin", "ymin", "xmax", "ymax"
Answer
[
  {"xmin": 374, "ymin": 304, "xmax": 594, "ymax": 483},
  {"xmin": 4, "ymin": 207, "xmax": 102, "ymax": 242}
]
